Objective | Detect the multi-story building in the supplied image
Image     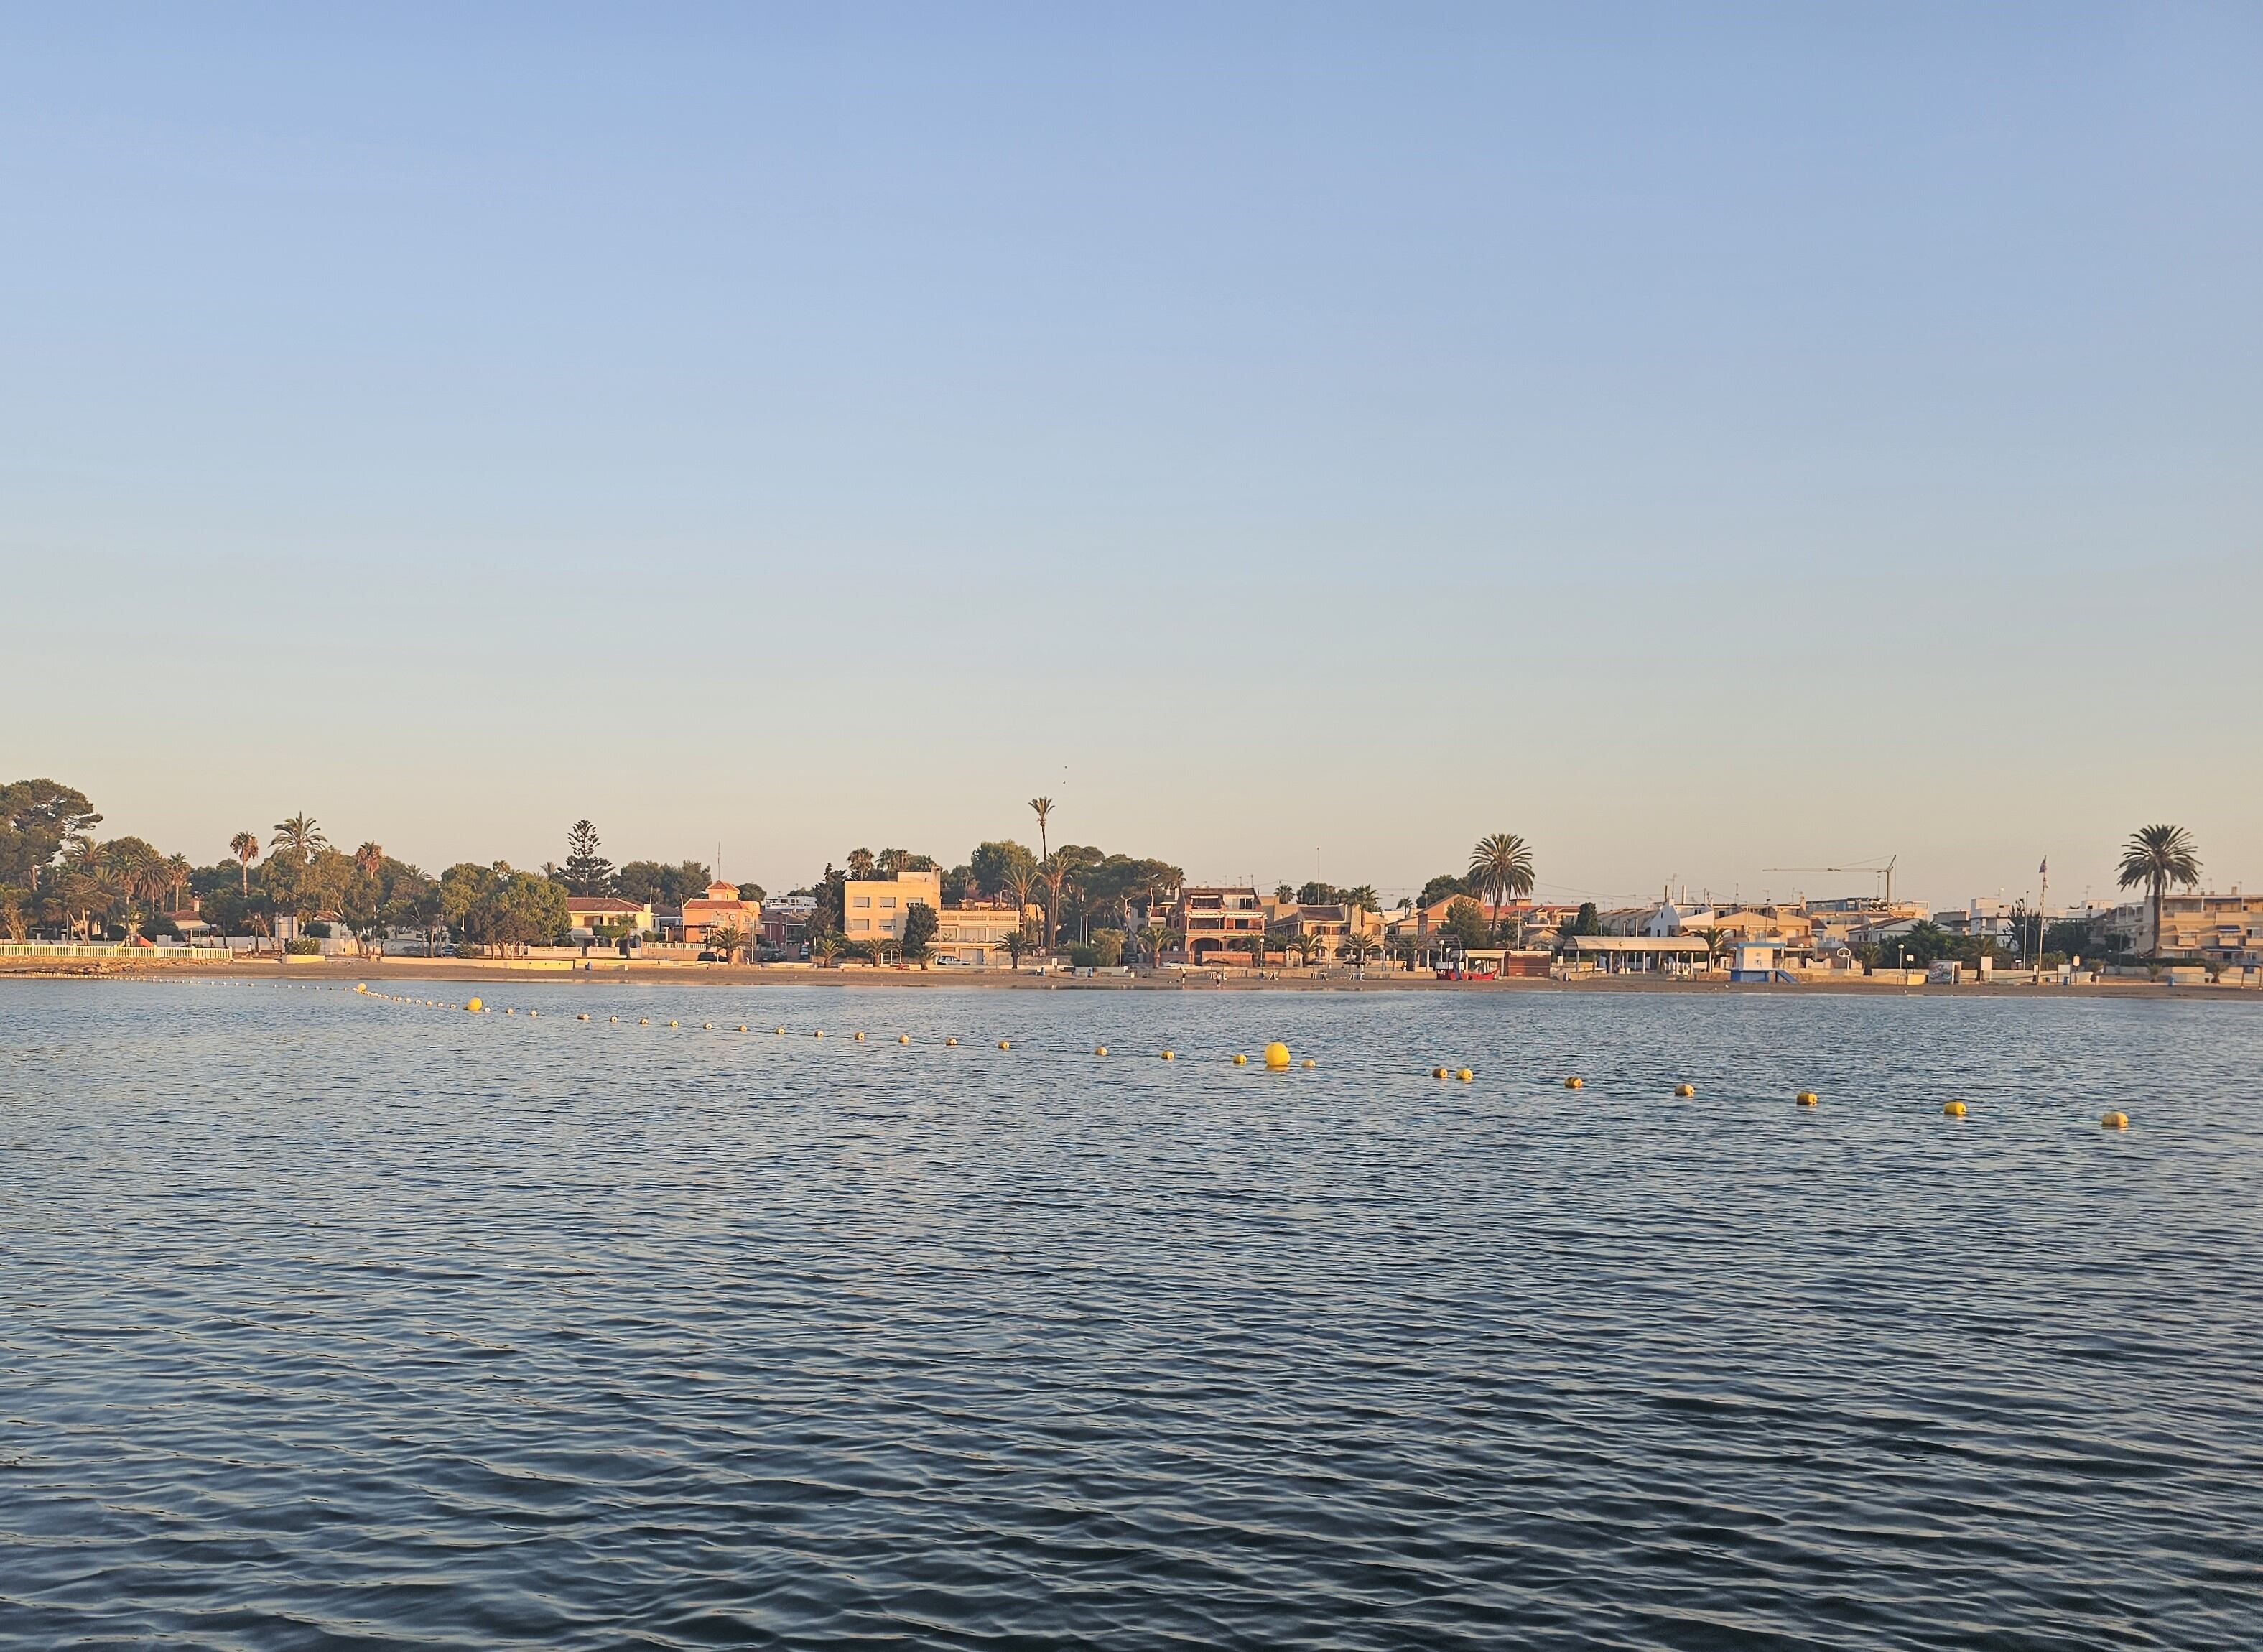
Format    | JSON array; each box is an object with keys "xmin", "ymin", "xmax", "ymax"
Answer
[
  {"xmin": 2107, "ymin": 891, "xmax": 2263, "ymax": 964},
  {"xmin": 842, "ymin": 869, "xmax": 942, "ymax": 948},
  {"xmin": 680, "ymin": 882, "xmax": 761, "ymax": 950},
  {"xmin": 759, "ymin": 894, "xmax": 817, "ymax": 954},
  {"xmin": 1171, "ymin": 886, "xmax": 1266, "ymax": 963},
  {"xmin": 931, "ymin": 904, "xmax": 1028, "ymax": 967}
]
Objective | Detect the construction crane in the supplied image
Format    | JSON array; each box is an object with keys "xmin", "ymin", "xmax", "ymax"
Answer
[{"xmin": 1761, "ymin": 855, "xmax": 1899, "ymax": 907}]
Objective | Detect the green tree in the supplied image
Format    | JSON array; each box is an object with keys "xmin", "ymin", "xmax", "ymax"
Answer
[
  {"xmin": 901, "ymin": 901, "xmax": 938, "ymax": 962},
  {"xmin": 1340, "ymin": 929, "xmax": 1379, "ymax": 970},
  {"xmin": 562, "ymin": 820, "xmax": 615, "ymax": 896},
  {"xmin": 704, "ymin": 924, "xmax": 746, "ymax": 962},
  {"xmin": 2116, "ymin": 823, "xmax": 2202, "ymax": 973},
  {"xmin": 1138, "ymin": 922, "xmax": 1176, "ymax": 970},
  {"xmin": 809, "ymin": 933, "xmax": 841, "ymax": 967},
  {"xmin": 1417, "ymin": 871, "xmax": 1471, "ymax": 909},
  {"xmin": 229, "ymin": 831, "xmax": 261, "ymax": 896},
  {"xmin": 1341, "ymin": 884, "xmax": 1380, "ymax": 913},
  {"xmin": 269, "ymin": 814, "xmax": 328, "ymax": 868},
  {"xmin": 1443, "ymin": 896, "xmax": 1491, "ymax": 952},
  {"xmin": 970, "ymin": 840, "xmax": 1037, "ymax": 899},
  {"xmin": 845, "ymin": 847, "xmax": 876, "ymax": 880},
  {"xmin": 1000, "ymin": 926, "xmax": 1028, "ymax": 970},
  {"xmin": 1028, "ymin": 798, "xmax": 1054, "ymax": 939},
  {"xmin": 1090, "ymin": 927, "xmax": 1125, "ymax": 967},
  {"xmin": 1467, "ymin": 832, "xmax": 1536, "ymax": 942},
  {"xmin": 615, "ymin": 859, "xmax": 712, "ymax": 907},
  {"xmin": 0, "ymin": 779, "xmax": 101, "ymax": 892},
  {"xmin": 736, "ymin": 883, "xmax": 765, "ymax": 903}
]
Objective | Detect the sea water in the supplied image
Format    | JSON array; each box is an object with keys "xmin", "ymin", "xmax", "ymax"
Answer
[{"xmin": 2, "ymin": 978, "xmax": 2259, "ymax": 1648}]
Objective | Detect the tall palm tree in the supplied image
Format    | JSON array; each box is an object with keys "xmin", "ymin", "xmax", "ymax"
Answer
[
  {"xmin": 1038, "ymin": 853, "xmax": 1075, "ymax": 955},
  {"xmin": 1467, "ymin": 832, "xmax": 1537, "ymax": 943},
  {"xmin": 271, "ymin": 814, "xmax": 328, "ymax": 868},
  {"xmin": 231, "ymin": 832, "xmax": 261, "ymax": 896},
  {"xmin": 1000, "ymin": 861, "xmax": 1042, "ymax": 939},
  {"xmin": 354, "ymin": 842, "xmax": 385, "ymax": 880},
  {"xmin": 1138, "ymin": 922, "xmax": 1176, "ymax": 971},
  {"xmin": 164, "ymin": 854, "xmax": 192, "ymax": 915},
  {"xmin": 1028, "ymin": 797, "xmax": 1054, "ymax": 943},
  {"xmin": 2116, "ymin": 824, "xmax": 2201, "ymax": 974}
]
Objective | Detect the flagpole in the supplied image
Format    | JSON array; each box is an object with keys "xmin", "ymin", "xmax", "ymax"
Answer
[{"xmin": 2037, "ymin": 858, "xmax": 2048, "ymax": 975}]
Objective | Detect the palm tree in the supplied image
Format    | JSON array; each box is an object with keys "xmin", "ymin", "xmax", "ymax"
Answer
[
  {"xmin": 1028, "ymin": 797, "xmax": 1054, "ymax": 941},
  {"xmin": 845, "ymin": 847, "xmax": 875, "ymax": 880},
  {"xmin": 271, "ymin": 814, "xmax": 328, "ymax": 868},
  {"xmin": 1000, "ymin": 927, "xmax": 1028, "ymax": 972},
  {"xmin": 1037, "ymin": 853, "xmax": 1077, "ymax": 955},
  {"xmin": 2116, "ymin": 824, "xmax": 2202, "ymax": 975},
  {"xmin": 1340, "ymin": 929, "xmax": 1378, "ymax": 973},
  {"xmin": 354, "ymin": 842, "xmax": 385, "ymax": 880},
  {"xmin": 230, "ymin": 832, "xmax": 260, "ymax": 896},
  {"xmin": 1467, "ymin": 832, "xmax": 1537, "ymax": 943},
  {"xmin": 1000, "ymin": 860, "xmax": 1042, "ymax": 940},
  {"xmin": 164, "ymin": 853, "xmax": 192, "ymax": 915},
  {"xmin": 1138, "ymin": 923, "xmax": 1176, "ymax": 971},
  {"xmin": 809, "ymin": 934, "xmax": 841, "ymax": 967}
]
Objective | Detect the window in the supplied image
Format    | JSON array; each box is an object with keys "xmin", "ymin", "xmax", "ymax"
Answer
[
  {"xmin": 850, "ymin": 918, "xmax": 869, "ymax": 932},
  {"xmin": 880, "ymin": 896, "xmax": 896, "ymax": 909},
  {"xmin": 852, "ymin": 895, "xmax": 870, "ymax": 909}
]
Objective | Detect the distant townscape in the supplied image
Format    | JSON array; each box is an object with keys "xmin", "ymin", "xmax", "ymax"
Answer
[{"xmin": 1, "ymin": 779, "xmax": 2252, "ymax": 984}]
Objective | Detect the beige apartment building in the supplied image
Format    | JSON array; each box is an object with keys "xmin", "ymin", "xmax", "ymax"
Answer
[
  {"xmin": 1173, "ymin": 886, "xmax": 1265, "ymax": 962},
  {"xmin": 2104, "ymin": 891, "xmax": 2263, "ymax": 963},
  {"xmin": 932, "ymin": 904, "xmax": 1028, "ymax": 967},
  {"xmin": 842, "ymin": 869, "xmax": 942, "ymax": 947}
]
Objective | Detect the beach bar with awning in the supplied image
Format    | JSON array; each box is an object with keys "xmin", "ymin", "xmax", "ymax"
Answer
[{"xmin": 1564, "ymin": 935, "xmax": 1715, "ymax": 975}]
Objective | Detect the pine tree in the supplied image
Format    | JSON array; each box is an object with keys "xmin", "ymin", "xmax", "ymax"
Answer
[{"xmin": 562, "ymin": 820, "xmax": 615, "ymax": 896}]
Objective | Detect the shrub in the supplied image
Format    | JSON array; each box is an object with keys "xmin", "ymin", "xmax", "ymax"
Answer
[{"xmin": 284, "ymin": 937, "xmax": 322, "ymax": 956}]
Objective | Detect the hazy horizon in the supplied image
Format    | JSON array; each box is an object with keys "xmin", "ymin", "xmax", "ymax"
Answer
[{"xmin": 6, "ymin": 5, "xmax": 2258, "ymax": 914}]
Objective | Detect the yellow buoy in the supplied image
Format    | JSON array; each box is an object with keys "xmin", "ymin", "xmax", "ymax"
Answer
[
  {"xmin": 2101, "ymin": 1110, "xmax": 2129, "ymax": 1130},
  {"xmin": 1301, "ymin": 1059, "xmax": 1316, "ymax": 1069},
  {"xmin": 638, "ymin": 1018, "xmax": 650, "ymax": 1026},
  {"xmin": 1943, "ymin": 1100, "xmax": 1968, "ymax": 1117},
  {"xmin": 465, "ymin": 997, "xmax": 483, "ymax": 1013},
  {"xmin": 739, "ymin": 1025, "xmax": 749, "ymax": 1034},
  {"xmin": 703, "ymin": 1022, "xmax": 713, "ymax": 1030},
  {"xmin": 609, "ymin": 1016, "xmax": 618, "ymax": 1023},
  {"xmin": 527, "ymin": 1010, "xmax": 536, "ymax": 1018},
  {"xmin": 853, "ymin": 1031, "xmax": 865, "ymax": 1041},
  {"xmin": 1458, "ymin": 1068, "xmax": 1474, "ymax": 1082},
  {"xmin": 898, "ymin": 1034, "xmax": 909, "ymax": 1044},
  {"xmin": 998, "ymin": 1039, "xmax": 1010, "ymax": 1049},
  {"xmin": 1673, "ymin": 1083, "xmax": 1695, "ymax": 1098},
  {"xmin": 668, "ymin": 1019, "xmax": 679, "ymax": 1029},
  {"xmin": 1263, "ymin": 1041, "xmax": 1291, "ymax": 1069},
  {"xmin": 504, "ymin": 1006, "xmax": 514, "ymax": 1014},
  {"xmin": 1160, "ymin": 1049, "xmax": 1174, "ymax": 1060},
  {"xmin": 1563, "ymin": 1076, "xmax": 1583, "ymax": 1090},
  {"xmin": 945, "ymin": 1036, "xmax": 958, "ymax": 1046},
  {"xmin": 577, "ymin": 1013, "xmax": 590, "ymax": 1021},
  {"xmin": 775, "ymin": 1027, "xmax": 785, "ymax": 1035},
  {"xmin": 814, "ymin": 1030, "xmax": 824, "ymax": 1039},
  {"xmin": 1796, "ymin": 1091, "xmax": 1818, "ymax": 1107},
  {"xmin": 1232, "ymin": 1053, "xmax": 1247, "ymax": 1065},
  {"xmin": 355, "ymin": 983, "xmax": 368, "ymax": 993},
  {"xmin": 1095, "ymin": 1045, "xmax": 1108, "ymax": 1056}
]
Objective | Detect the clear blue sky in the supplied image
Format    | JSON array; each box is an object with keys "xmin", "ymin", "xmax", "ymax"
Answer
[{"xmin": 5, "ymin": 4, "xmax": 2258, "ymax": 911}]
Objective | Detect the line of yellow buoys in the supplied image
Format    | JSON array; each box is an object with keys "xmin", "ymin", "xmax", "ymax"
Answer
[{"xmin": 327, "ymin": 982, "xmax": 2138, "ymax": 1126}]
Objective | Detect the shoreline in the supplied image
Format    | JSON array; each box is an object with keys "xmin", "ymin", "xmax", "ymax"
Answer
[{"xmin": 0, "ymin": 955, "xmax": 2247, "ymax": 1000}]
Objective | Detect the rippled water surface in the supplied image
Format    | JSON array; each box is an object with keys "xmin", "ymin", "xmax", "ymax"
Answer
[{"xmin": 4, "ymin": 978, "xmax": 2261, "ymax": 1649}]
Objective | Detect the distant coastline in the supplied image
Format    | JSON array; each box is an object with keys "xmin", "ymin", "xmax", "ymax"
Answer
[{"xmin": 1, "ymin": 955, "xmax": 2248, "ymax": 1000}]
